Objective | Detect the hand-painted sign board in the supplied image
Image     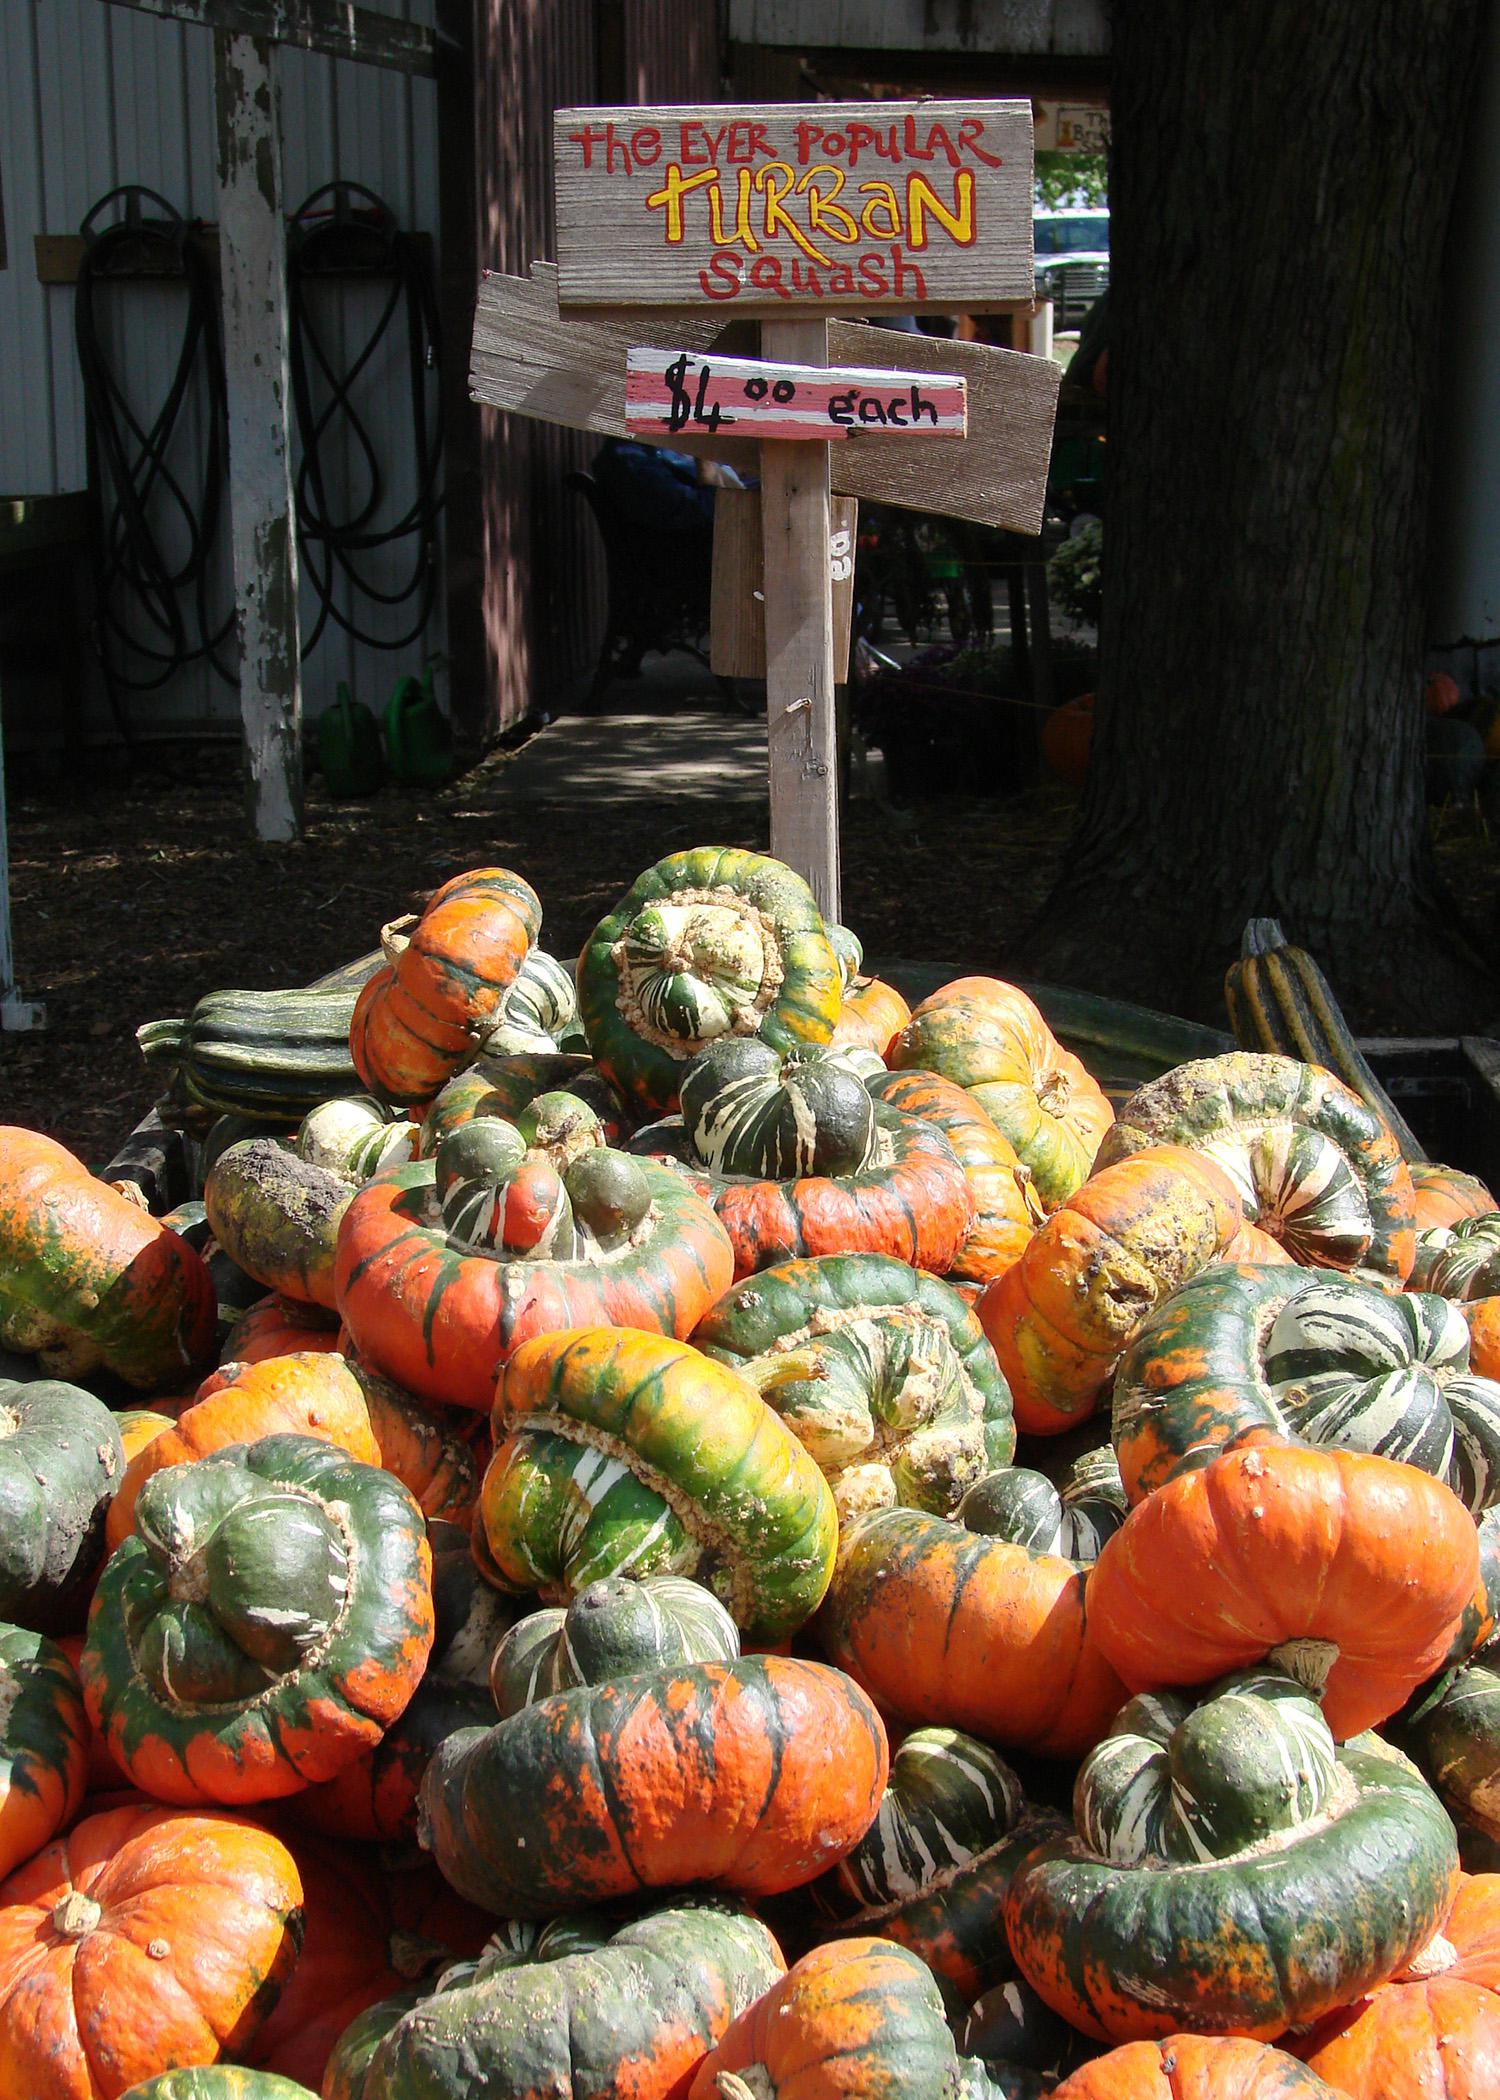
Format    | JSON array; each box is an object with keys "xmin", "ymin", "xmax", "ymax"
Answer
[
  {"xmin": 624, "ymin": 348, "xmax": 967, "ymax": 441},
  {"xmin": 553, "ymin": 100, "xmax": 1034, "ymax": 314}
]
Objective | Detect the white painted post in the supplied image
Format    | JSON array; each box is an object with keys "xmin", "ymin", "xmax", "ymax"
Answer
[
  {"xmin": 213, "ymin": 30, "xmax": 303, "ymax": 841},
  {"xmin": 759, "ymin": 316, "xmax": 840, "ymax": 922}
]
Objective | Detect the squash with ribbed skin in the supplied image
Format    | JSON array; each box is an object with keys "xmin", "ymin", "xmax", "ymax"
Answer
[
  {"xmin": 815, "ymin": 1506, "xmax": 1126, "ymax": 1759},
  {"xmin": 489, "ymin": 1573, "xmax": 738, "ymax": 1719},
  {"xmin": 1095, "ymin": 1053, "xmax": 1418, "ymax": 1283},
  {"xmin": 1414, "ymin": 1214, "xmax": 1500, "ymax": 1301},
  {"xmin": 1400, "ymin": 1651, "xmax": 1500, "ymax": 1841},
  {"xmin": 121, "ymin": 2073, "xmax": 318, "ymax": 2099},
  {"xmin": 356, "ymin": 1902, "xmax": 784, "ymax": 2100},
  {"xmin": 958, "ymin": 1452, "xmax": 1127, "ymax": 1564},
  {"xmin": 688, "ymin": 1938, "xmax": 965, "ymax": 2100},
  {"xmin": 420, "ymin": 1654, "xmax": 887, "ymax": 1914},
  {"xmin": 350, "ymin": 869, "xmax": 542, "ymax": 1105},
  {"xmin": 1295, "ymin": 1871, "xmax": 1500, "ymax": 2099},
  {"xmin": 868, "ymin": 1068, "xmax": 1043, "ymax": 1281},
  {"xmin": 693, "ymin": 1252, "xmax": 1013, "ymax": 1521},
  {"xmin": 83, "ymin": 1434, "xmax": 433, "ymax": 1804},
  {"xmin": 335, "ymin": 1151, "xmax": 733, "ymax": 1411},
  {"xmin": 889, "ymin": 976, "xmax": 1115, "ymax": 1212},
  {"xmin": 297, "ymin": 1094, "xmax": 416, "ymax": 1181},
  {"xmin": 1050, "ymin": 2038, "xmax": 1346, "ymax": 2099},
  {"xmin": 977, "ymin": 1146, "xmax": 1243, "ymax": 1437},
  {"xmin": 0, "ymin": 1625, "xmax": 87, "ymax": 1882},
  {"xmin": 680, "ymin": 1038, "xmax": 877, "ymax": 1180},
  {"xmin": 477, "ymin": 948, "xmax": 579, "ymax": 1057},
  {"xmin": 479, "ymin": 1328, "xmax": 837, "ymax": 1640},
  {"xmin": 0, "ymin": 1803, "xmax": 304, "ymax": 2098},
  {"xmin": 577, "ymin": 847, "xmax": 843, "ymax": 1116},
  {"xmin": 420, "ymin": 1052, "xmax": 627, "ymax": 1155},
  {"xmin": 632, "ymin": 1095, "xmax": 974, "ymax": 1282},
  {"xmin": 0, "ymin": 1378, "xmax": 125, "ymax": 1632},
  {"xmin": 0, "ymin": 1128, "xmax": 216, "ymax": 1389},
  {"xmin": 1007, "ymin": 1678, "xmax": 1457, "ymax": 2043},
  {"xmin": 1412, "ymin": 1162, "xmax": 1498, "ymax": 1232},
  {"xmin": 1087, "ymin": 1436, "xmax": 1481, "ymax": 1738},
  {"xmin": 835, "ymin": 973, "xmax": 913, "ymax": 1059},
  {"xmin": 1112, "ymin": 1262, "xmax": 1500, "ymax": 1514}
]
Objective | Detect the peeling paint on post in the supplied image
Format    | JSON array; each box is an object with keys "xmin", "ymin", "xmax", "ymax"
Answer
[{"xmin": 214, "ymin": 29, "xmax": 303, "ymax": 842}]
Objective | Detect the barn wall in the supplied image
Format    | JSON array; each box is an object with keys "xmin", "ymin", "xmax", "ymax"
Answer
[{"xmin": 0, "ymin": 0, "xmax": 443, "ymax": 735}]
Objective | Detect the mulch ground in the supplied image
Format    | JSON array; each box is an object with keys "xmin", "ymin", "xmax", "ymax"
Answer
[{"xmin": 4, "ymin": 736, "xmax": 1497, "ymax": 1169}]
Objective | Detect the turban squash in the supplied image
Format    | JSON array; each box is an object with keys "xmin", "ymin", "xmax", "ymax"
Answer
[
  {"xmin": 478, "ymin": 1328, "xmax": 837, "ymax": 1640},
  {"xmin": 419, "ymin": 1654, "xmax": 887, "ymax": 1915},
  {"xmin": 1411, "ymin": 1161, "xmax": 1498, "ymax": 1232},
  {"xmin": 355, "ymin": 1903, "xmax": 785, "ymax": 2100},
  {"xmin": 867, "ymin": 1067, "xmax": 1043, "ymax": 1281},
  {"xmin": 815, "ymin": 1506, "xmax": 1126, "ymax": 1760},
  {"xmin": 1049, "ymin": 2037, "xmax": 1347, "ymax": 2099},
  {"xmin": 1112, "ymin": 1262, "xmax": 1500, "ymax": 1514},
  {"xmin": 488, "ymin": 1572, "xmax": 738, "ymax": 1719},
  {"xmin": 693, "ymin": 1251, "xmax": 1014, "ymax": 1522},
  {"xmin": 577, "ymin": 845, "xmax": 843, "ymax": 1116},
  {"xmin": 887, "ymin": 975, "xmax": 1114, "ymax": 1211},
  {"xmin": 1086, "ymin": 1435, "xmax": 1481, "ymax": 1738},
  {"xmin": 335, "ymin": 1152, "xmax": 733, "ymax": 1411},
  {"xmin": 0, "ymin": 1625, "xmax": 87, "ymax": 1882},
  {"xmin": 83, "ymin": 1433, "xmax": 434, "ymax": 1805},
  {"xmin": 1007, "ymin": 1672, "xmax": 1458, "ymax": 2043},
  {"xmin": 977, "ymin": 1146, "xmax": 1243, "ymax": 1437},
  {"xmin": 1094, "ymin": 1052, "xmax": 1418, "ymax": 1283}
]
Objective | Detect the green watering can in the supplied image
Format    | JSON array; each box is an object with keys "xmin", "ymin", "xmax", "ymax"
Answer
[
  {"xmin": 384, "ymin": 663, "xmax": 454, "ymax": 788},
  {"xmin": 317, "ymin": 682, "xmax": 385, "ymax": 797}
]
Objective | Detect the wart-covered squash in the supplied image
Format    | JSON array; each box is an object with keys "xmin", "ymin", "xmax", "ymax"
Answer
[
  {"xmin": 419, "ymin": 1653, "xmax": 887, "ymax": 1915},
  {"xmin": 355, "ymin": 1901, "xmax": 784, "ymax": 2100},
  {"xmin": 693, "ymin": 1252, "xmax": 1013, "ymax": 1522},
  {"xmin": 1114, "ymin": 1262, "xmax": 1500, "ymax": 1514},
  {"xmin": 0, "ymin": 1127, "xmax": 215, "ymax": 1390},
  {"xmin": 478, "ymin": 1328, "xmax": 837, "ymax": 1640},
  {"xmin": 1094, "ymin": 1052, "xmax": 1418, "ymax": 1283},
  {"xmin": 83, "ymin": 1433, "xmax": 434, "ymax": 1804},
  {"xmin": 0, "ymin": 1802, "xmax": 304, "ymax": 2098},
  {"xmin": 1087, "ymin": 1436, "xmax": 1481, "ymax": 1738},
  {"xmin": 888, "ymin": 976, "xmax": 1115, "ymax": 1211},
  {"xmin": 815, "ymin": 1506, "xmax": 1126, "ymax": 1759},
  {"xmin": 577, "ymin": 846, "xmax": 843, "ymax": 1116},
  {"xmin": 335, "ymin": 1145, "xmax": 733, "ymax": 1411},
  {"xmin": 977, "ymin": 1146, "xmax": 1243, "ymax": 1437},
  {"xmin": 1006, "ymin": 1670, "xmax": 1458, "ymax": 2043}
]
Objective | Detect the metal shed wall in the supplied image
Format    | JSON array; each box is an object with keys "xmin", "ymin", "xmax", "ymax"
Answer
[{"xmin": 0, "ymin": 0, "xmax": 443, "ymax": 734}]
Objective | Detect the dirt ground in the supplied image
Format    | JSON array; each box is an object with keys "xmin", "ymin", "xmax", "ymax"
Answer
[{"xmin": 4, "ymin": 731, "xmax": 1496, "ymax": 1169}]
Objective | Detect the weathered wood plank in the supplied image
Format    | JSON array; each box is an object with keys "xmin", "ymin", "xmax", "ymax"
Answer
[
  {"xmin": 626, "ymin": 346, "xmax": 966, "ymax": 440},
  {"xmin": 553, "ymin": 100, "xmax": 1035, "ymax": 314},
  {"xmin": 710, "ymin": 488, "xmax": 856, "ymax": 678},
  {"xmin": 105, "ymin": 0, "xmax": 435, "ymax": 75},
  {"xmin": 760, "ymin": 315, "xmax": 840, "ymax": 918},
  {"xmin": 214, "ymin": 29, "xmax": 303, "ymax": 841}
]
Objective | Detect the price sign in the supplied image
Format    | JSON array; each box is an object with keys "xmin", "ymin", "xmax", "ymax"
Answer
[{"xmin": 624, "ymin": 348, "xmax": 967, "ymax": 441}]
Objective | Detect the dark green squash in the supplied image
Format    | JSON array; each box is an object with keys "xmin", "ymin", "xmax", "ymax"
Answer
[
  {"xmin": 958, "ymin": 1451, "xmax": 1126, "ymax": 1563},
  {"xmin": 680, "ymin": 1039, "xmax": 876, "ymax": 1179},
  {"xmin": 0, "ymin": 1379, "xmax": 124, "ymax": 1633},
  {"xmin": 489, "ymin": 1574, "xmax": 739, "ymax": 1719}
]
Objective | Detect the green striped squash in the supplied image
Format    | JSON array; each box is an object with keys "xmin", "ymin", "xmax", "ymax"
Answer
[
  {"xmin": 958, "ymin": 1455, "xmax": 1126, "ymax": 1564},
  {"xmin": 479, "ymin": 950, "xmax": 579, "ymax": 1057},
  {"xmin": 489, "ymin": 1574, "xmax": 739, "ymax": 1719},
  {"xmin": 1411, "ymin": 1213, "xmax": 1500, "ymax": 1299},
  {"xmin": 297, "ymin": 1094, "xmax": 417, "ymax": 1181},
  {"xmin": 679, "ymin": 1039, "xmax": 876, "ymax": 1180}
]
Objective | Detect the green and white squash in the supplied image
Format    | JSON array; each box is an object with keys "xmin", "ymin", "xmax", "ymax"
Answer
[
  {"xmin": 1411, "ymin": 1212, "xmax": 1500, "ymax": 1299},
  {"xmin": 680, "ymin": 1038, "xmax": 876, "ymax": 1180},
  {"xmin": 297, "ymin": 1094, "xmax": 417, "ymax": 1181},
  {"xmin": 488, "ymin": 1574, "xmax": 740, "ymax": 1719},
  {"xmin": 958, "ymin": 1449, "xmax": 1127, "ymax": 1564},
  {"xmin": 478, "ymin": 950, "xmax": 580, "ymax": 1058}
]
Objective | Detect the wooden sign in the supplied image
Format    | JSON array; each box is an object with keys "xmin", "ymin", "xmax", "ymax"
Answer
[
  {"xmin": 624, "ymin": 348, "xmax": 967, "ymax": 441},
  {"xmin": 553, "ymin": 100, "xmax": 1034, "ymax": 315},
  {"xmin": 469, "ymin": 265, "xmax": 1060, "ymax": 533}
]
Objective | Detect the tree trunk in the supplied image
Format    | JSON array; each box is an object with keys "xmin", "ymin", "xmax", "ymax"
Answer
[{"xmin": 1011, "ymin": 0, "xmax": 1496, "ymax": 1033}]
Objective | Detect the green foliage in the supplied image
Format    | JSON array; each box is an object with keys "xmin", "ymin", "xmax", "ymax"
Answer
[
  {"xmin": 1049, "ymin": 520, "xmax": 1104, "ymax": 629},
  {"xmin": 1035, "ymin": 153, "xmax": 1108, "ymax": 210}
]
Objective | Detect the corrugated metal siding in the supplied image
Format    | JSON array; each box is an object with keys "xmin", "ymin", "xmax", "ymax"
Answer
[
  {"xmin": 475, "ymin": 0, "xmax": 723, "ymax": 729},
  {"xmin": 0, "ymin": 0, "xmax": 443, "ymax": 734}
]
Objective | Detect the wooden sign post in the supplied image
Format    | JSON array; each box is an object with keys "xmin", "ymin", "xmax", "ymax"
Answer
[{"xmin": 470, "ymin": 99, "xmax": 1060, "ymax": 920}]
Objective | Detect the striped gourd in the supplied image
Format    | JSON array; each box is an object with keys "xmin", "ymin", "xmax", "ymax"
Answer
[
  {"xmin": 479, "ymin": 950, "xmax": 579, "ymax": 1057},
  {"xmin": 680, "ymin": 1039, "xmax": 876, "ymax": 1180},
  {"xmin": 1074, "ymin": 1667, "xmax": 1339, "ymax": 1868},
  {"xmin": 297, "ymin": 1094, "xmax": 416, "ymax": 1180},
  {"xmin": 807, "ymin": 1727, "xmax": 1024, "ymax": 1918},
  {"xmin": 488, "ymin": 1574, "xmax": 739, "ymax": 1719},
  {"xmin": 1223, "ymin": 918, "xmax": 1426, "ymax": 1162},
  {"xmin": 958, "ymin": 1454, "xmax": 1126, "ymax": 1565},
  {"xmin": 1412, "ymin": 1213, "xmax": 1500, "ymax": 1301},
  {"xmin": 1264, "ymin": 1280, "xmax": 1463, "ymax": 1478},
  {"xmin": 138, "ymin": 985, "xmax": 364, "ymax": 1131}
]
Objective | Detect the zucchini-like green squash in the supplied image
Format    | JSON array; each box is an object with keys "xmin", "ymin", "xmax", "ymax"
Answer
[
  {"xmin": 334, "ymin": 1153, "xmax": 734, "ymax": 1411},
  {"xmin": 0, "ymin": 1379, "xmax": 124, "ymax": 1632},
  {"xmin": 577, "ymin": 846, "xmax": 843, "ymax": 1116},
  {"xmin": 489, "ymin": 1573, "xmax": 739, "ymax": 1718},
  {"xmin": 479, "ymin": 1328, "xmax": 837, "ymax": 1640},
  {"xmin": 82, "ymin": 1432, "xmax": 433, "ymax": 1804},
  {"xmin": 1007, "ymin": 1685, "xmax": 1458, "ymax": 2043},
  {"xmin": 419, "ymin": 1654, "xmax": 887, "ymax": 1914},
  {"xmin": 1094, "ymin": 1052, "xmax": 1418, "ymax": 1283},
  {"xmin": 137, "ymin": 983, "xmax": 364, "ymax": 1132},
  {"xmin": 204, "ymin": 1138, "xmax": 353, "ymax": 1310},
  {"xmin": 633, "ymin": 1098, "xmax": 974, "ymax": 1281},
  {"xmin": 357, "ymin": 1902, "xmax": 784, "ymax": 2100},
  {"xmin": 1112, "ymin": 1261, "xmax": 1500, "ymax": 1514},
  {"xmin": 693, "ymin": 1251, "xmax": 1013, "ymax": 1520}
]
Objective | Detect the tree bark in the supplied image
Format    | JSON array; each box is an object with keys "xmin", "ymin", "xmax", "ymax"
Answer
[{"xmin": 1011, "ymin": 0, "xmax": 1496, "ymax": 1033}]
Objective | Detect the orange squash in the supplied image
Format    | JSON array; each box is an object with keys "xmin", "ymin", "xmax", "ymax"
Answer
[
  {"xmin": 1467, "ymin": 1298, "xmax": 1500, "ymax": 1382},
  {"xmin": 868, "ymin": 1068, "xmax": 1042, "ymax": 1282},
  {"xmin": 835, "ymin": 974, "xmax": 913, "ymax": 1059},
  {"xmin": 1411, "ymin": 1163, "xmax": 1497, "ymax": 1233},
  {"xmin": 1053, "ymin": 2035, "xmax": 1346, "ymax": 2098},
  {"xmin": 977, "ymin": 1145, "xmax": 1243, "ymax": 1436}
]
